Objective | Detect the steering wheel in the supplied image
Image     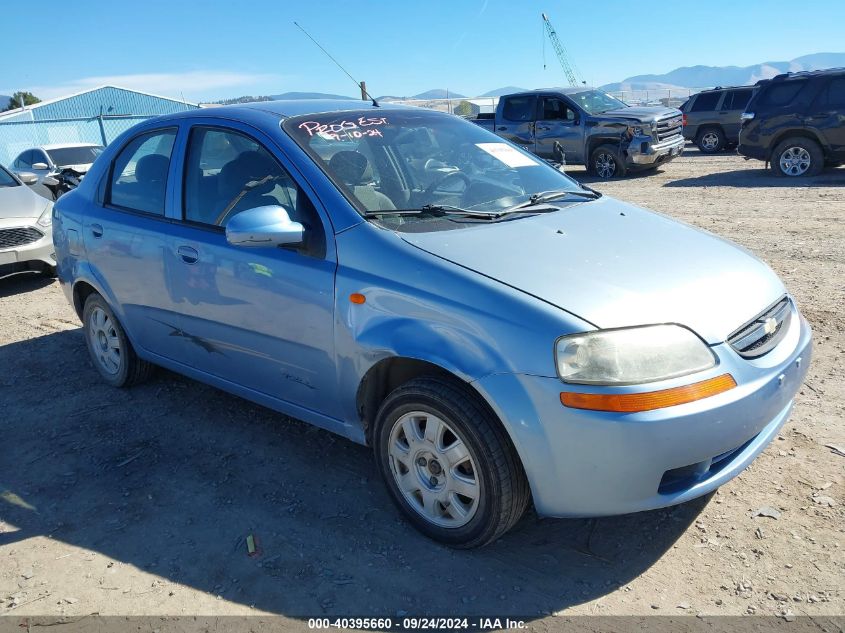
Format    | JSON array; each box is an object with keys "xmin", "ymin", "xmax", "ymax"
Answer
[{"xmin": 424, "ymin": 171, "xmax": 471, "ymax": 197}]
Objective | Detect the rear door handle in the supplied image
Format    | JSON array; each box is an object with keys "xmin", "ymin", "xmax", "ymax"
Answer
[
  {"xmin": 90, "ymin": 223, "xmax": 103, "ymax": 238},
  {"xmin": 177, "ymin": 245, "xmax": 199, "ymax": 264},
  {"xmin": 497, "ymin": 126, "xmax": 508, "ymax": 131}
]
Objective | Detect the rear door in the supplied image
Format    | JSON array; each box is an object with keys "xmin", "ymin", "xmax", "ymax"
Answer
[
  {"xmin": 496, "ymin": 95, "xmax": 537, "ymax": 150},
  {"xmin": 83, "ymin": 126, "xmax": 192, "ymax": 365},
  {"xmin": 534, "ymin": 96, "xmax": 583, "ymax": 162},
  {"xmin": 806, "ymin": 76, "xmax": 845, "ymax": 159},
  {"xmin": 719, "ymin": 88, "xmax": 754, "ymax": 141}
]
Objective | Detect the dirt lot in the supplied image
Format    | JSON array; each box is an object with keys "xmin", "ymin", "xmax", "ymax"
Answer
[{"xmin": 1, "ymin": 148, "xmax": 843, "ymax": 626}]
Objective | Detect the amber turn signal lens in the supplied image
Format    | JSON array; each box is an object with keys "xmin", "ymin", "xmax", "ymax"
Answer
[
  {"xmin": 560, "ymin": 373, "xmax": 737, "ymax": 413},
  {"xmin": 349, "ymin": 293, "xmax": 366, "ymax": 304}
]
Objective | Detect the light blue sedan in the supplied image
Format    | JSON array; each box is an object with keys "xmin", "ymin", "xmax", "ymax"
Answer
[{"xmin": 53, "ymin": 101, "xmax": 812, "ymax": 547}]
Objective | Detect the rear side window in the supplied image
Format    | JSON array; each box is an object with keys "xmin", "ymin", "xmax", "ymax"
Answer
[
  {"xmin": 814, "ymin": 77, "xmax": 845, "ymax": 108},
  {"xmin": 758, "ymin": 81, "xmax": 806, "ymax": 107},
  {"xmin": 108, "ymin": 129, "xmax": 176, "ymax": 215},
  {"xmin": 502, "ymin": 96, "xmax": 535, "ymax": 122},
  {"xmin": 722, "ymin": 89, "xmax": 754, "ymax": 111},
  {"xmin": 690, "ymin": 92, "xmax": 721, "ymax": 112}
]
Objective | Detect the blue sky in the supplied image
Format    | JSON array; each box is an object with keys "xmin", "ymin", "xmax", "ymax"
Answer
[{"xmin": 3, "ymin": 0, "xmax": 844, "ymax": 102}]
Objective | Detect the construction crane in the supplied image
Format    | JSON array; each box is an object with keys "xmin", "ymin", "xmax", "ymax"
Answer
[{"xmin": 541, "ymin": 12, "xmax": 585, "ymax": 87}]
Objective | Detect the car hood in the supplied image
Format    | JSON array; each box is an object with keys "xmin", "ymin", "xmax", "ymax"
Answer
[
  {"xmin": 598, "ymin": 106, "xmax": 680, "ymax": 123},
  {"xmin": 398, "ymin": 197, "xmax": 786, "ymax": 344},
  {"xmin": 0, "ymin": 184, "xmax": 47, "ymax": 219}
]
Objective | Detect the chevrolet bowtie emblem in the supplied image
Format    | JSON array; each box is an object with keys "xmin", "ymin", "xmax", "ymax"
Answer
[{"xmin": 763, "ymin": 317, "xmax": 778, "ymax": 335}]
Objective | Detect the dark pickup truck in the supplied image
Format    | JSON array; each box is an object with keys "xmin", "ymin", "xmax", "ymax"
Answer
[{"xmin": 470, "ymin": 88, "xmax": 685, "ymax": 178}]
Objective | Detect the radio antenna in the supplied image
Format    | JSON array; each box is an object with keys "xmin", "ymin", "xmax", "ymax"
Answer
[{"xmin": 293, "ymin": 21, "xmax": 379, "ymax": 107}]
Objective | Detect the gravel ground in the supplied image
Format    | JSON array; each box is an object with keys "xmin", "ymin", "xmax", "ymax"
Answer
[{"xmin": 0, "ymin": 148, "xmax": 842, "ymax": 625}]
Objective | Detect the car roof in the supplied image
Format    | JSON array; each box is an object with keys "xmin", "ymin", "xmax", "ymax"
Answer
[
  {"xmin": 528, "ymin": 87, "xmax": 598, "ymax": 95},
  {"xmin": 697, "ymin": 84, "xmax": 756, "ymax": 94},
  {"xmin": 764, "ymin": 67, "xmax": 845, "ymax": 84},
  {"xmin": 158, "ymin": 99, "xmax": 417, "ymax": 123}
]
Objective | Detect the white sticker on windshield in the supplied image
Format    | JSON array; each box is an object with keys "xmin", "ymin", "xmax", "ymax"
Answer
[{"xmin": 475, "ymin": 142, "xmax": 539, "ymax": 168}]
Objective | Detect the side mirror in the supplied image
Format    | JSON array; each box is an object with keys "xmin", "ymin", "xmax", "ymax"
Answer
[
  {"xmin": 32, "ymin": 162, "xmax": 49, "ymax": 170},
  {"xmin": 225, "ymin": 205, "xmax": 304, "ymax": 248},
  {"xmin": 17, "ymin": 172, "xmax": 38, "ymax": 185}
]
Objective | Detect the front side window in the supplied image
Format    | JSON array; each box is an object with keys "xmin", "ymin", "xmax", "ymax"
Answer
[
  {"xmin": 284, "ymin": 109, "xmax": 586, "ymax": 231},
  {"xmin": 108, "ymin": 129, "xmax": 176, "ymax": 215},
  {"xmin": 183, "ymin": 126, "xmax": 326, "ymax": 256},
  {"xmin": 815, "ymin": 77, "xmax": 845, "ymax": 108},
  {"xmin": 539, "ymin": 98, "xmax": 576, "ymax": 121}
]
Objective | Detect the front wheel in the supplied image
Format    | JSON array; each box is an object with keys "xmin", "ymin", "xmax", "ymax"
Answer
[
  {"xmin": 589, "ymin": 145, "xmax": 626, "ymax": 179},
  {"xmin": 771, "ymin": 137, "xmax": 823, "ymax": 177},
  {"xmin": 374, "ymin": 377, "xmax": 529, "ymax": 548}
]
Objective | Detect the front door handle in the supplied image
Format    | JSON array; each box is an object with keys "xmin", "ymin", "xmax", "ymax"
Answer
[
  {"xmin": 497, "ymin": 126, "xmax": 508, "ymax": 131},
  {"xmin": 90, "ymin": 223, "xmax": 103, "ymax": 238},
  {"xmin": 177, "ymin": 245, "xmax": 199, "ymax": 264}
]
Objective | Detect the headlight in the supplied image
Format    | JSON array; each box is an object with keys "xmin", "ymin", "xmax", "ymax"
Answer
[
  {"xmin": 37, "ymin": 202, "xmax": 53, "ymax": 228},
  {"xmin": 630, "ymin": 124, "xmax": 651, "ymax": 137},
  {"xmin": 555, "ymin": 324, "xmax": 716, "ymax": 385}
]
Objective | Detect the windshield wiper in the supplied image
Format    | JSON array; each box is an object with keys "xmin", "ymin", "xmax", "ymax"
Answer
[
  {"xmin": 364, "ymin": 204, "xmax": 499, "ymax": 219},
  {"xmin": 496, "ymin": 188, "xmax": 601, "ymax": 216}
]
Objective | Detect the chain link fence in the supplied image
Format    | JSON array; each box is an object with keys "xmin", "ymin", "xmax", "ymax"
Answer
[{"xmin": 0, "ymin": 115, "xmax": 156, "ymax": 167}]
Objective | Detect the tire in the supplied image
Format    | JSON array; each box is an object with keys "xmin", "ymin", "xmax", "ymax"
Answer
[
  {"xmin": 771, "ymin": 137, "xmax": 824, "ymax": 177},
  {"xmin": 589, "ymin": 144, "xmax": 626, "ymax": 179},
  {"xmin": 373, "ymin": 377, "xmax": 530, "ymax": 548},
  {"xmin": 696, "ymin": 127, "xmax": 725, "ymax": 153},
  {"xmin": 82, "ymin": 293, "xmax": 154, "ymax": 387}
]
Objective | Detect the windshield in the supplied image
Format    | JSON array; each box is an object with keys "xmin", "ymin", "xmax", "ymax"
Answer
[
  {"xmin": 46, "ymin": 145, "xmax": 104, "ymax": 167},
  {"xmin": 567, "ymin": 90, "xmax": 628, "ymax": 115},
  {"xmin": 283, "ymin": 109, "xmax": 585, "ymax": 226},
  {"xmin": 0, "ymin": 165, "xmax": 19, "ymax": 187}
]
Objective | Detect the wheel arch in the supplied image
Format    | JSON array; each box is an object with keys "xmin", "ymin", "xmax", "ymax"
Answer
[
  {"xmin": 767, "ymin": 129, "xmax": 827, "ymax": 161},
  {"xmin": 696, "ymin": 123, "xmax": 725, "ymax": 138}
]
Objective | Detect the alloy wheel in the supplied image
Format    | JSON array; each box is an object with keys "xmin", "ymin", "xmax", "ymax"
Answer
[
  {"xmin": 88, "ymin": 306, "xmax": 121, "ymax": 375},
  {"xmin": 700, "ymin": 131, "xmax": 720, "ymax": 151},
  {"xmin": 779, "ymin": 146, "xmax": 812, "ymax": 176},
  {"xmin": 387, "ymin": 411, "xmax": 480, "ymax": 528},
  {"xmin": 595, "ymin": 153, "xmax": 617, "ymax": 178}
]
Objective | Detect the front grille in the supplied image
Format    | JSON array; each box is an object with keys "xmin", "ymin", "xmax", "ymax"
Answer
[
  {"xmin": 727, "ymin": 296, "xmax": 792, "ymax": 359},
  {"xmin": 0, "ymin": 227, "xmax": 43, "ymax": 249},
  {"xmin": 654, "ymin": 115, "xmax": 683, "ymax": 142}
]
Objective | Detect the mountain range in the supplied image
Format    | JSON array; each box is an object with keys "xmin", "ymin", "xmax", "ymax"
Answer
[{"xmin": 218, "ymin": 52, "xmax": 844, "ymax": 104}]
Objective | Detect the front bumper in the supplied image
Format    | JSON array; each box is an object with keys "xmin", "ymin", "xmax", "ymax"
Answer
[
  {"xmin": 0, "ymin": 220, "xmax": 55, "ymax": 276},
  {"xmin": 627, "ymin": 134, "xmax": 686, "ymax": 166},
  {"xmin": 474, "ymin": 306, "xmax": 812, "ymax": 518}
]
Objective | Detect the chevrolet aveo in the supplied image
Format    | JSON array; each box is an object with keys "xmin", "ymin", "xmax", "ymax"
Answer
[{"xmin": 53, "ymin": 101, "xmax": 812, "ymax": 548}]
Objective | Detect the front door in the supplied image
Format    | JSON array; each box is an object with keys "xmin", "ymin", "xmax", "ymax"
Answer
[
  {"xmin": 83, "ymin": 126, "xmax": 193, "ymax": 365},
  {"xmin": 166, "ymin": 124, "xmax": 338, "ymax": 416},
  {"xmin": 534, "ymin": 96, "xmax": 583, "ymax": 163},
  {"xmin": 807, "ymin": 76, "xmax": 845, "ymax": 159}
]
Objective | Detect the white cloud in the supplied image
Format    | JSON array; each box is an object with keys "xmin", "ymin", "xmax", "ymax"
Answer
[{"xmin": 8, "ymin": 70, "xmax": 286, "ymax": 102}]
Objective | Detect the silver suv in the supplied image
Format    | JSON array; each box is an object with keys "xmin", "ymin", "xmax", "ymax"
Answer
[{"xmin": 681, "ymin": 86, "xmax": 756, "ymax": 153}]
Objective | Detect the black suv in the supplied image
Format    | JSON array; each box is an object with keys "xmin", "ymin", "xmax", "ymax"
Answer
[
  {"xmin": 738, "ymin": 68, "xmax": 845, "ymax": 177},
  {"xmin": 681, "ymin": 86, "xmax": 756, "ymax": 153}
]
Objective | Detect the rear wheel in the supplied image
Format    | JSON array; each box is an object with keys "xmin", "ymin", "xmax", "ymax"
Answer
[
  {"xmin": 696, "ymin": 127, "xmax": 725, "ymax": 153},
  {"xmin": 82, "ymin": 293, "xmax": 154, "ymax": 387},
  {"xmin": 771, "ymin": 137, "xmax": 823, "ymax": 177},
  {"xmin": 374, "ymin": 377, "xmax": 529, "ymax": 548},
  {"xmin": 589, "ymin": 144, "xmax": 626, "ymax": 179}
]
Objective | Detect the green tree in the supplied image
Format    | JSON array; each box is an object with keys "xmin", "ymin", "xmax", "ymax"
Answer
[
  {"xmin": 3, "ymin": 91, "xmax": 41, "ymax": 112},
  {"xmin": 453, "ymin": 100, "xmax": 476, "ymax": 117}
]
